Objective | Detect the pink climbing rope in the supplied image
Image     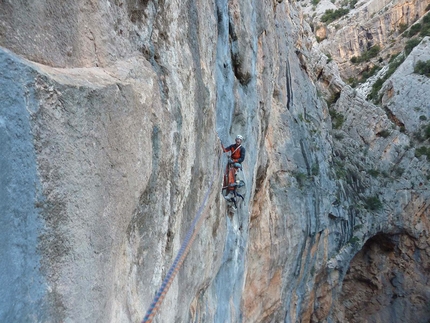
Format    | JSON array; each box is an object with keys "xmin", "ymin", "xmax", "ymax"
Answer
[{"xmin": 142, "ymin": 174, "xmax": 216, "ymax": 323}]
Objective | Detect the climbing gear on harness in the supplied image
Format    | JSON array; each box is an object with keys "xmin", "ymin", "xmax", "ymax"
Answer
[
  {"xmin": 220, "ymin": 135, "xmax": 245, "ymax": 210},
  {"xmin": 222, "ymin": 161, "xmax": 245, "ymax": 210}
]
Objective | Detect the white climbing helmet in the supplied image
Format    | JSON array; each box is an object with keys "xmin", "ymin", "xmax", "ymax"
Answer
[{"xmin": 236, "ymin": 134, "xmax": 243, "ymax": 140}]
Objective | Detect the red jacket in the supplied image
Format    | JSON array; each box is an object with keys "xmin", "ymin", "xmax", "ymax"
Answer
[{"xmin": 223, "ymin": 144, "xmax": 245, "ymax": 163}]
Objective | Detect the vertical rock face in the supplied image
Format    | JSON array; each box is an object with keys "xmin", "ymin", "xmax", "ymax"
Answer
[
  {"xmin": 0, "ymin": 50, "xmax": 47, "ymax": 322},
  {"xmin": 333, "ymin": 232, "xmax": 430, "ymax": 322},
  {"xmin": 0, "ymin": 1, "xmax": 429, "ymax": 323},
  {"xmin": 303, "ymin": 0, "xmax": 430, "ymax": 78}
]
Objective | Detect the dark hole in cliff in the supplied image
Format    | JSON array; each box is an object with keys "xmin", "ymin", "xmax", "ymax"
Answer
[{"xmin": 334, "ymin": 232, "xmax": 430, "ymax": 323}]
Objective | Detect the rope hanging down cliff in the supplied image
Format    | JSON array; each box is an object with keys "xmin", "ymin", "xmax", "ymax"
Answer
[{"xmin": 142, "ymin": 171, "xmax": 217, "ymax": 323}]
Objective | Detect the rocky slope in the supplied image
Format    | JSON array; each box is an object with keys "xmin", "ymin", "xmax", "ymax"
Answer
[
  {"xmin": 0, "ymin": 0, "xmax": 429, "ymax": 322},
  {"xmin": 301, "ymin": 0, "xmax": 430, "ymax": 79}
]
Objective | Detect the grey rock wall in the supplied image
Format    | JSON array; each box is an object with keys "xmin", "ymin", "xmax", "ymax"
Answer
[
  {"xmin": 0, "ymin": 0, "xmax": 429, "ymax": 322},
  {"xmin": 0, "ymin": 48, "xmax": 47, "ymax": 322}
]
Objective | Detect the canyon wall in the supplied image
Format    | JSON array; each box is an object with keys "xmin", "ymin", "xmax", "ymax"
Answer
[
  {"xmin": 306, "ymin": 0, "xmax": 430, "ymax": 78},
  {"xmin": 0, "ymin": 0, "xmax": 429, "ymax": 322}
]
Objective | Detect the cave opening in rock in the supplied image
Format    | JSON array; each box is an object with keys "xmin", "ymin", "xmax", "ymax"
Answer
[{"xmin": 334, "ymin": 232, "xmax": 430, "ymax": 323}]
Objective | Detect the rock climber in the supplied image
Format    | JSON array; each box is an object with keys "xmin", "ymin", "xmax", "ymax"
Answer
[
  {"xmin": 221, "ymin": 134, "xmax": 246, "ymax": 210},
  {"xmin": 221, "ymin": 134, "xmax": 246, "ymax": 167}
]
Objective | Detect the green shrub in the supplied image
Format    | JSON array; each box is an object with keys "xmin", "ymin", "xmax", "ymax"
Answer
[
  {"xmin": 349, "ymin": 236, "xmax": 360, "ymax": 246},
  {"xmin": 413, "ymin": 131, "xmax": 425, "ymax": 142},
  {"xmin": 425, "ymin": 124, "xmax": 430, "ymax": 139},
  {"xmin": 386, "ymin": 54, "xmax": 405, "ymax": 75},
  {"xmin": 398, "ymin": 23, "xmax": 408, "ymax": 34},
  {"xmin": 368, "ymin": 169, "xmax": 379, "ymax": 177},
  {"xmin": 414, "ymin": 60, "xmax": 430, "ymax": 77},
  {"xmin": 419, "ymin": 13, "xmax": 430, "ymax": 36},
  {"xmin": 367, "ymin": 45, "xmax": 381, "ymax": 59},
  {"xmin": 393, "ymin": 167, "xmax": 405, "ymax": 177},
  {"xmin": 326, "ymin": 92, "xmax": 341, "ymax": 106},
  {"xmin": 377, "ymin": 129, "xmax": 391, "ymax": 138},
  {"xmin": 361, "ymin": 65, "xmax": 380, "ymax": 81},
  {"xmin": 364, "ymin": 196, "xmax": 383, "ymax": 211},
  {"xmin": 405, "ymin": 38, "xmax": 421, "ymax": 55},
  {"xmin": 334, "ymin": 133, "xmax": 344, "ymax": 140},
  {"xmin": 420, "ymin": 24, "xmax": 430, "ymax": 37},
  {"xmin": 367, "ymin": 77, "xmax": 384, "ymax": 103},
  {"xmin": 321, "ymin": 8, "xmax": 350, "ymax": 24},
  {"xmin": 311, "ymin": 163, "xmax": 320, "ymax": 176},
  {"xmin": 415, "ymin": 146, "xmax": 430, "ymax": 159},
  {"xmin": 347, "ymin": 77, "xmax": 359, "ymax": 87},
  {"xmin": 312, "ymin": 0, "xmax": 320, "ymax": 5},
  {"xmin": 408, "ymin": 23, "xmax": 422, "ymax": 37},
  {"xmin": 424, "ymin": 12, "xmax": 430, "ymax": 23},
  {"xmin": 388, "ymin": 52, "xmax": 400, "ymax": 63},
  {"xmin": 349, "ymin": 0, "xmax": 358, "ymax": 8},
  {"xmin": 351, "ymin": 45, "xmax": 381, "ymax": 64},
  {"xmin": 329, "ymin": 109, "xmax": 345, "ymax": 129},
  {"xmin": 293, "ymin": 171, "xmax": 307, "ymax": 188},
  {"xmin": 367, "ymin": 54, "xmax": 405, "ymax": 104}
]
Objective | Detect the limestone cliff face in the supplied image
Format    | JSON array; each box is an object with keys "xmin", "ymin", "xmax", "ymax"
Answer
[
  {"xmin": 0, "ymin": 1, "xmax": 429, "ymax": 323},
  {"xmin": 311, "ymin": 37, "xmax": 430, "ymax": 322},
  {"xmin": 302, "ymin": 0, "xmax": 430, "ymax": 79}
]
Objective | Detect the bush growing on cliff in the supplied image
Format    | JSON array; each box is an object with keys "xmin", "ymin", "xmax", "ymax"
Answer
[
  {"xmin": 426, "ymin": 124, "xmax": 430, "ymax": 139},
  {"xmin": 401, "ymin": 13, "xmax": 430, "ymax": 38},
  {"xmin": 342, "ymin": 0, "xmax": 357, "ymax": 8},
  {"xmin": 329, "ymin": 108, "xmax": 344, "ymax": 129},
  {"xmin": 414, "ymin": 59, "xmax": 430, "ymax": 77},
  {"xmin": 420, "ymin": 24, "xmax": 430, "ymax": 37},
  {"xmin": 367, "ymin": 54, "xmax": 405, "ymax": 104},
  {"xmin": 364, "ymin": 196, "xmax": 383, "ymax": 211},
  {"xmin": 311, "ymin": 163, "xmax": 320, "ymax": 176},
  {"xmin": 398, "ymin": 23, "xmax": 408, "ymax": 34},
  {"xmin": 347, "ymin": 77, "xmax": 359, "ymax": 87},
  {"xmin": 365, "ymin": 45, "xmax": 381, "ymax": 60},
  {"xmin": 367, "ymin": 78, "xmax": 384, "ymax": 103},
  {"xmin": 321, "ymin": 8, "xmax": 349, "ymax": 24},
  {"xmin": 420, "ymin": 13, "xmax": 430, "ymax": 36},
  {"xmin": 414, "ymin": 122, "xmax": 430, "ymax": 141},
  {"xmin": 348, "ymin": 236, "xmax": 360, "ymax": 247},
  {"xmin": 349, "ymin": 0, "xmax": 358, "ymax": 8},
  {"xmin": 376, "ymin": 129, "xmax": 391, "ymax": 138},
  {"xmin": 368, "ymin": 169, "xmax": 380, "ymax": 178},
  {"xmin": 350, "ymin": 45, "xmax": 381, "ymax": 64},
  {"xmin": 360, "ymin": 65, "xmax": 380, "ymax": 82},
  {"xmin": 293, "ymin": 171, "xmax": 307, "ymax": 189},
  {"xmin": 393, "ymin": 167, "xmax": 405, "ymax": 177},
  {"xmin": 408, "ymin": 23, "xmax": 422, "ymax": 37},
  {"xmin": 405, "ymin": 38, "xmax": 422, "ymax": 55},
  {"xmin": 415, "ymin": 146, "xmax": 430, "ymax": 160}
]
